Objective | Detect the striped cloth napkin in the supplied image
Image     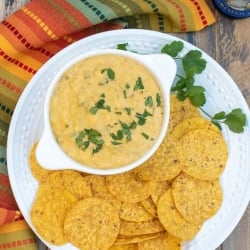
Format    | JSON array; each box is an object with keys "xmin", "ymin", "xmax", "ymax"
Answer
[{"xmin": 0, "ymin": 0, "xmax": 215, "ymax": 249}]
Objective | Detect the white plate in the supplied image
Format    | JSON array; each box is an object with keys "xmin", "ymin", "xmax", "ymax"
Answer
[{"xmin": 7, "ymin": 29, "xmax": 250, "ymax": 250}]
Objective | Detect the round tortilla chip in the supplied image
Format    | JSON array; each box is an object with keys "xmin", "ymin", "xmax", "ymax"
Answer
[
  {"xmin": 30, "ymin": 187, "xmax": 77, "ymax": 245},
  {"xmin": 64, "ymin": 197, "xmax": 120, "ymax": 250},
  {"xmin": 120, "ymin": 202, "xmax": 153, "ymax": 222},
  {"xmin": 119, "ymin": 218, "xmax": 165, "ymax": 236},
  {"xmin": 106, "ymin": 171, "xmax": 152, "ymax": 203},
  {"xmin": 115, "ymin": 233, "xmax": 162, "ymax": 245},
  {"xmin": 151, "ymin": 180, "xmax": 172, "ymax": 205},
  {"xmin": 140, "ymin": 197, "xmax": 157, "ymax": 217},
  {"xmin": 67, "ymin": 175, "xmax": 92, "ymax": 200},
  {"xmin": 157, "ymin": 189, "xmax": 200, "ymax": 240},
  {"xmin": 138, "ymin": 232, "xmax": 181, "ymax": 250},
  {"xmin": 137, "ymin": 137, "xmax": 183, "ymax": 181},
  {"xmin": 85, "ymin": 175, "xmax": 121, "ymax": 211},
  {"xmin": 29, "ymin": 142, "xmax": 53, "ymax": 183},
  {"xmin": 180, "ymin": 129, "xmax": 228, "ymax": 180},
  {"xmin": 172, "ymin": 173, "xmax": 223, "ymax": 225},
  {"xmin": 171, "ymin": 116, "xmax": 220, "ymax": 139}
]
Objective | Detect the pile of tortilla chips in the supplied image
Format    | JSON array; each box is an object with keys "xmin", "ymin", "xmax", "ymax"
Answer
[{"xmin": 29, "ymin": 95, "xmax": 228, "ymax": 250}]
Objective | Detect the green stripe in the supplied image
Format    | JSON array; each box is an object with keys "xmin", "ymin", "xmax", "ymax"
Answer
[
  {"xmin": 47, "ymin": 0, "xmax": 82, "ymax": 30},
  {"xmin": 0, "ymin": 67, "xmax": 26, "ymax": 97},
  {"xmin": 0, "ymin": 145, "xmax": 7, "ymax": 175},
  {"xmin": 143, "ymin": 0, "xmax": 165, "ymax": 31},
  {"xmin": 98, "ymin": 0, "xmax": 140, "ymax": 16},
  {"xmin": 67, "ymin": 0, "xmax": 117, "ymax": 23},
  {"xmin": 98, "ymin": 0, "xmax": 144, "ymax": 28},
  {"xmin": 0, "ymin": 100, "xmax": 14, "ymax": 117},
  {"xmin": 0, "ymin": 119, "xmax": 8, "ymax": 147}
]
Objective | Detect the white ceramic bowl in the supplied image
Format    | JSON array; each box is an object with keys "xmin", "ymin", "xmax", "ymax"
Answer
[{"xmin": 36, "ymin": 48, "xmax": 176, "ymax": 175}]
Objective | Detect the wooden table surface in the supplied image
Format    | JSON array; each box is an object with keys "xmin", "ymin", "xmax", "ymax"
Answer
[{"xmin": 1, "ymin": 1, "xmax": 249, "ymax": 249}]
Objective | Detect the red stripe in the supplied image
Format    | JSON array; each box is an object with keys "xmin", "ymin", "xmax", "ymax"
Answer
[
  {"xmin": 0, "ymin": 49, "xmax": 37, "ymax": 75},
  {"xmin": 190, "ymin": 0, "xmax": 208, "ymax": 26},
  {"xmin": 1, "ymin": 21, "xmax": 54, "ymax": 58},
  {"xmin": 0, "ymin": 77, "xmax": 23, "ymax": 95},
  {"xmin": 166, "ymin": 0, "xmax": 187, "ymax": 31}
]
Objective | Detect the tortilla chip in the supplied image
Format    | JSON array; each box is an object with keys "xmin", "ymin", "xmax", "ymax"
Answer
[
  {"xmin": 120, "ymin": 202, "xmax": 153, "ymax": 222},
  {"xmin": 106, "ymin": 171, "xmax": 152, "ymax": 203},
  {"xmin": 180, "ymin": 129, "xmax": 228, "ymax": 180},
  {"xmin": 119, "ymin": 218, "xmax": 165, "ymax": 236},
  {"xmin": 29, "ymin": 142, "xmax": 53, "ymax": 182},
  {"xmin": 151, "ymin": 180, "xmax": 172, "ymax": 205},
  {"xmin": 30, "ymin": 187, "xmax": 77, "ymax": 245},
  {"xmin": 172, "ymin": 173, "xmax": 222, "ymax": 225},
  {"xmin": 138, "ymin": 232, "xmax": 181, "ymax": 250},
  {"xmin": 64, "ymin": 197, "xmax": 120, "ymax": 250},
  {"xmin": 114, "ymin": 233, "xmax": 162, "ymax": 245},
  {"xmin": 171, "ymin": 116, "xmax": 220, "ymax": 139},
  {"xmin": 157, "ymin": 189, "xmax": 200, "ymax": 240}
]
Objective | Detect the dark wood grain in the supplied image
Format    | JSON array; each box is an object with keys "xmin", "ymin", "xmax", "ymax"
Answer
[{"xmin": 0, "ymin": 0, "xmax": 249, "ymax": 249}]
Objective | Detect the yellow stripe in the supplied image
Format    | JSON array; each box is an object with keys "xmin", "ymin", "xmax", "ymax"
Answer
[
  {"xmin": 0, "ymin": 220, "xmax": 30, "ymax": 233},
  {"xmin": 0, "ymin": 35, "xmax": 42, "ymax": 81},
  {"xmin": 21, "ymin": 6, "xmax": 59, "ymax": 41},
  {"xmin": 179, "ymin": 0, "xmax": 216, "ymax": 30},
  {"xmin": 110, "ymin": 0, "xmax": 143, "ymax": 28},
  {"xmin": 21, "ymin": 6, "xmax": 74, "ymax": 43}
]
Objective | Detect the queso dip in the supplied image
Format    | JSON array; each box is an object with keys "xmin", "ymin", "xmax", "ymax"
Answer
[{"xmin": 50, "ymin": 54, "xmax": 164, "ymax": 169}]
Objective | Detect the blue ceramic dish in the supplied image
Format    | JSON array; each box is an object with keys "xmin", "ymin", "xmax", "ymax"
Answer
[{"xmin": 213, "ymin": 0, "xmax": 250, "ymax": 18}]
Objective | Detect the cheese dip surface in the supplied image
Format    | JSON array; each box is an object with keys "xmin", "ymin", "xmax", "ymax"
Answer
[{"xmin": 50, "ymin": 54, "xmax": 164, "ymax": 169}]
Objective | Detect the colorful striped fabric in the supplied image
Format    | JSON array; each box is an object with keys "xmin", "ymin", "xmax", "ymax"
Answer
[{"xmin": 0, "ymin": 0, "xmax": 215, "ymax": 249}]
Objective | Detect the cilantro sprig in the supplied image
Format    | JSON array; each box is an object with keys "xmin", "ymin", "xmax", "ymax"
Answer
[
  {"xmin": 200, "ymin": 108, "xmax": 246, "ymax": 133},
  {"xmin": 162, "ymin": 42, "xmax": 207, "ymax": 107},
  {"xmin": 160, "ymin": 40, "xmax": 246, "ymax": 133}
]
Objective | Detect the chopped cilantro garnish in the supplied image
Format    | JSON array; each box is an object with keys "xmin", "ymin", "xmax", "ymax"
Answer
[
  {"xmin": 101, "ymin": 68, "xmax": 115, "ymax": 80},
  {"xmin": 133, "ymin": 77, "xmax": 144, "ymax": 91},
  {"xmin": 75, "ymin": 128, "xmax": 104, "ymax": 154},
  {"xmin": 145, "ymin": 96, "xmax": 153, "ymax": 107}
]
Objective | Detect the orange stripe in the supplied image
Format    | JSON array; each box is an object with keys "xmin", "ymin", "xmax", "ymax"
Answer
[
  {"xmin": 21, "ymin": 6, "xmax": 59, "ymax": 41},
  {"xmin": 0, "ymin": 209, "xmax": 17, "ymax": 226},
  {"xmin": 0, "ymin": 239, "xmax": 36, "ymax": 249},
  {"xmin": 13, "ymin": 9, "xmax": 57, "ymax": 44},
  {"xmin": 166, "ymin": 0, "xmax": 187, "ymax": 31},
  {"xmin": 0, "ymin": 220, "xmax": 31, "ymax": 234}
]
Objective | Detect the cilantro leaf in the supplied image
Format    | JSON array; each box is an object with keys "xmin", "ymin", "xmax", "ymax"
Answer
[
  {"xmin": 133, "ymin": 77, "xmax": 144, "ymax": 91},
  {"xmin": 224, "ymin": 108, "xmax": 246, "ymax": 133},
  {"xmin": 75, "ymin": 128, "xmax": 104, "ymax": 154},
  {"xmin": 161, "ymin": 41, "xmax": 184, "ymax": 57},
  {"xmin": 213, "ymin": 111, "xmax": 226, "ymax": 120},
  {"xmin": 182, "ymin": 50, "xmax": 207, "ymax": 78},
  {"xmin": 101, "ymin": 68, "xmax": 115, "ymax": 80},
  {"xmin": 117, "ymin": 43, "xmax": 128, "ymax": 50},
  {"xmin": 90, "ymin": 95, "xmax": 111, "ymax": 114},
  {"xmin": 186, "ymin": 86, "xmax": 206, "ymax": 107},
  {"xmin": 145, "ymin": 96, "xmax": 153, "ymax": 107}
]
